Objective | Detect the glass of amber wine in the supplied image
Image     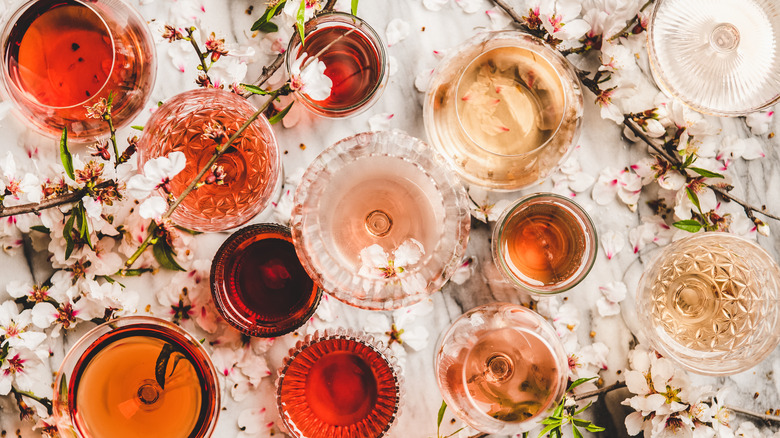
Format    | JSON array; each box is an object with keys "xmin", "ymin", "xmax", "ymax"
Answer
[
  {"xmin": 138, "ymin": 88, "xmax": 281, "ymax": 232},
  {"xmin": 0, "ymin": 0, "xmax": 156, "ymax": 139},
  {"xmin": 435, "ymin": 303, "xmax": 568, "ymax": 434},
  {"xmin": 53, "ymin": 316, "xmax": 220, "ymax": 438},
  {"xmin": 291, "ymin": 130, "xmax": 470, "ymax": 310},
  {"xmin": 277, "ymin": 329, "xmax": 402, "ymax": 438},
  {"xmin": 493, "ymin": 193, "xmax": 597, "ymax": 294}
]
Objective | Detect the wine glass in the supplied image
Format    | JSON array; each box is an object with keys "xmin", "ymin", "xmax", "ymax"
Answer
[
  {"xmin": 435, "ymin": 303, "xmax": 568, "ymax": 434},
  {"xmin": 0, "ymin": 0, "xmax": 156, "ymax": 140},
  {"xmin": 286, "ymin": 12, "xmax": 388, "ymax": 118},
  {"xmin": 635, "ymin": 232, "xmax": 780, "ymax": 375},
  {"xmin": 492, "ymin": 193, "xmax": 598, "ymax": 294},
  {"xmin": 53, "ymin": 316, "xmax": 220, "ymax": 438},
  {"xmin": 647, "ymin": 0, "xmax": 780, "ymax": 116},
  {"xmin": 137, "ymin": 88, "xmax": 282, "ymax": 232},
  {"xmin": 210, "ymin": 223, "xmax": 322, "ymax": 337},
  {"xmin": 291, "ymin": 130, "xmax": 470, "ymax": 310},
  {"xmin": 424, "ymin": 31, "xmax": 583, "ymax": 190},
  {"xmin": 276, "ymin": 329, "xmax": 402, "ymax": 438}
]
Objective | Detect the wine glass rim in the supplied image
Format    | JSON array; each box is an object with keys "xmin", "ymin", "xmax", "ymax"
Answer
[
  {"xmin": 453, "ymin": 31, "xmax": 570, "ymax": 158},
  {"xmin": 284, "ymin": 11, "xmax": 388, "ymax": 117},
  {"xmin": 491, "ymin": 192, "xmax": 598, "ymax": 294},
  {"xmin": 0, "ymin": 0, "xmax": 118, "ymax": 110}
]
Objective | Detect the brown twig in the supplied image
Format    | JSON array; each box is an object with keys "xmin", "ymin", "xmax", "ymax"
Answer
[
  {"xmin": 608, "ymin": 0, "xmax": 655, "ymax": 42},
  {"xmin": 186, "ymin": 27, "xmax": 212, "ymax": 81},
  {"xmin": 624, "ymin": 117, "xmax": 780, "ymax": 222},
  {"xmin": 574, "ymin": 381, "xmax": 627, "ymax": 401},
  {"xmin": 0, "ymin": 181, "xmax": 114, "ymax": 218},
  {"xmin": 726, "ymin": 405, "xmax": 780, "ymax": 424}
]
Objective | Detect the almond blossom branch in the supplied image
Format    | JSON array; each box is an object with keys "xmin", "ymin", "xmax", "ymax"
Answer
[
  {"xmin": 607, "ymin": 0, "xmax": 655, "ymax": 42},
  {"xmin": 573, "ymin": 380, "xmax": 627, "ymax": 401},
  {"xmin": 11, "ymin": 387, "xmax": 53, "ymax": 416},
  {"xmin": 726, "ymin": 405, "xmax": 780, "ymax": 424},
  {"xmin": 186, "ymin": 26, "xmax": 212, "ymax": 81},
  {"xmin": 491, "ymin": 0, "xmax": 527, "ymax": 27},
  {"xmin": 123, "ymin": 88, "xmax": 283, "ymax": 269},
  {"xmin": 0, "ymin": 181, "xmax": 114, "ymax": 218},
  {"xmin": 624, "ymin": 117, "xmax": 780, "ymax": 222}
]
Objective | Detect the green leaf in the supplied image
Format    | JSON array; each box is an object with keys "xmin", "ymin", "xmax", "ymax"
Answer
[
  {"xmin": 59, "ymin": 374, "xmax": 68, "ymax": 401},
  {"xmin": 79, "ymin": 204, "xmax": 92, "ymax": 248},
  {"xmin": 572, "ymin": 425, "xmax": 583, "ymax": 438},
  {"xmin": 59, "ymin": 129, "xmax": 74, "ymax": 180},
  {"xmin": 30, "ymin": 225, "xmax": 50, "ymax": 233},
  {"xmin": 241, "ymin": 84, "xmax": 271, "ymax": 95},
  {"xmin": 686, "ymin": 186, "xmax": 702, "ymax": 212},
  {"xmin": 152, "ymin": 239, "xmax": 186, "ymax": 271},
  {"xmin": 541, "ymin": 417, "xmax": 560, "ymax": 425},
  {"xmin": 538, "ymin": 423, "xmax": 560, "ymax": 437},
  {"xmin": 119, "ymin": 268, "xmax": 150, "ymax": 277},
  {"xmin": 296, "ymin": 0, "xmax": 306, "ymax": 46},
  {"xmin": 256, "ymin": 21, "xmax": 278, "ymax": 33},
  {"xmin": 131, "ymin": 125, "xmax": 144, "ymax": 131},
  {"xmin": 268, "ymin": 102, "xmax": 294, "ymax": 124},
  {"xmin": 586, "ymin": 424, "xmax": 606, "ymax": 432},
  {"xmin": 351, "ymin": 0, "xmax": 359, "ymax": 15},
  {"xmin": 155, "ymin": 343, "xmax": 174, "ymax": 389},
  {"xmin": 690, "ymin": 167, "xmax": 724, "ymax": 179},
  {"xmin": 437, "ymin": 400, "xmax": 447, "ymax": 428},
  {"xmin": 673, "ymin": 219, "xmax": 703, "ymax": 233},
  {"xmin": 553, "ymin": 402, "xmax": 565, "ymax": 418},
  {"xmin": 567, "ymin": 376, "xmax": 597, "ymax": 392},
  {"xmin": 174, "ymin": 225, "xmax": 202, "ymax": 235},
  {"xmin": 573, "ymin": 401, "xmax": 593, "ymax": 415},
  {"xmin": 572, "ymin": 418, "xmax": 591, "ymax": 427},
  {"xmin": 251, "ymin": 0, "xmax": 286, "ymax": 31},
  {"xmin": 63, "ymin": 214, "xmax": 76, "ymax": 260}
]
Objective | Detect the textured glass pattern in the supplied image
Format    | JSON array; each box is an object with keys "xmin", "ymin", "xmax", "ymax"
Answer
[
  {"xmin": 636, "ymin": 233, "xmax": 780, "ymax": 375},
  {"xmin": 138, "ymin": 89, "xmax": 281, "ymax": 232},
  {"xmin": 648, "ymin": 0, "xmax": 780, "ymax": 115}
]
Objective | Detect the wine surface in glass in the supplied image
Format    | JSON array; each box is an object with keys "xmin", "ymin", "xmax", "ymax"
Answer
[
  {"xmin": 69, "ymin": 328, "xmax": 214, "ymax": 438},
  {"xmin": 229, "ymin": 233, "xmax": 316, "ymax": 324},
  {"xmin": 463, "ymin": 328, "xmax": 560, "ymax": 423},
  {"xmin": 500, "ymin": 202, "xmax": 585, "ymax": 286},
  {"xmin": 279, "ymin": 338, "xmax": 399, "ymax": 436},
  {"xmin": 317, "ymin": 156, "xmax": 444, "ymax": 266},
  {"xmin": 455, "ymin": 46, "xmax": 565, "ymax": 156},
  {"xmin": 299, "ymin": 25, "xmax": 381, "ymax": 110},
  {"xmin": 7, "ymin": 0, "xmax": 113, "ymax": 108}
]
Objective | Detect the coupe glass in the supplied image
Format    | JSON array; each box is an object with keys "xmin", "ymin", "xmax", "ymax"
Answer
[
  {"xmin": 286, "ymin": 12, "xmax": 388, "ymax": 118},
  {"xmin": 635, "ymin": 232, "xmax": 780, "ymax": 375},
  {"xmin": 291, "ymin": 130, "xmax": 470, "ymax": 310},
  {"xmin": 424, "ymin": 31, "xmax": 583, "ymax": 191},
  {"xmin": 647, "ymin": 0, "xmax": 780, "ymax": 116},
  {"xmin": 435, "ymin": 303, "xmax": 568, "ymax": 435},
  {"xmin": 276, "ymin": 329, "xmax": 402, "ymax": 438},
  {"xmin": 138, "ymin": 88, "xmax": 281, "ymax": 232},
  {"xmin": 53, "ymin": 316, "xmax": 220, "ymax": 438},
  {"xmin": 0, "ymin": 0, "xmax": 156, "ymax": 139},
  {"xmin": 210, "ymin": 223, "xmax": 322, "ymax": 337},
  {"xmin": 492, "ymin": 193, "xmax": 597, "ymax": 294}
]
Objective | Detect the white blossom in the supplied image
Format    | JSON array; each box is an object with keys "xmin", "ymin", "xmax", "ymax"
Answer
[
  {"xmin": 368, "ymin": 113, "xmax": 394, "ymax": 131},
  {"xmin": 601, "ymin": 230, "xmax": 625, "ymax": 260},
  {"xmin": 592, "ymin": 167, "xmax": 643, "ymax": 210},
  {"xmin": 126, "ymin": 151, "xmax": 186, "ymax": 199},
  {"xmin": 745, "ymin": 110, "xmax": 774, "ymax": 136},
  {"xmin": 0, "ymin": 346, "xmax": 51, "ymax": 396},
  {"xmin": 467, "ymin": 187, "xmax": 513, "ymax": 223},
  {"xmin": 385, "ymin": 18, "xmax": 410, "ymax": 46},
  {"xmin": 596, "ymin": 281, "xmax": 626, "ymax": 316},
  {"xmin": 289, "ymin": 54, "xmax": 332, "ymax": 101},
  {"xmin": 0, "ymin": 302, "xmax": 46, "ymax": 350}
]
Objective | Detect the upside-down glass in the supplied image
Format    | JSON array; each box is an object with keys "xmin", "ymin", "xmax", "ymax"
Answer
[
  {"xmin": 286, "ymin": 12, "xmax": 388, "ymax": 118},
  {"xmin": 635, "ymin": 232, "xmax": 780, "ymax": 375},
  {"xmin": 0, "ymin": 0, "xmax": 156, "ymax": 139},
  {"xmin": 210, "ymin": 223, "xmax": 322, "ymax": 337},
  {"xmin": 53, "ymin": 316, "xmax": 220, "ymax": 438},
  {"xmin": 291, "ymin": 130, "xmax": 470, "ymax": 310},
  {"xmin": 647, "ymin": 0, "xmax": 780, "ymax": 116},
  {"xmin": 277, "ymin": 329, "xmax": 402, "ymax": 438},
  {"xmin": 435, "ymin": 303, "xmax": 568, "ymax": 434},
  {"xmin": 424, "ymin": 31, "xmax": 583, "ymax": 191},
  {"xmin": 493, "ymin": 193, "xmax": 598, "ymax": 294},
  {"xmin": 138, "ymin": 88, "xmax": 281, "ymax": 232}
]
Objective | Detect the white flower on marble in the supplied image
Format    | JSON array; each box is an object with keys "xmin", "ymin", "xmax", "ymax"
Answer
[
  {"xmin": 450, "ymin": 257, "xmax": 475, "ymax": 285},
  {"xmin": 596, "ymin": 281, "xmax": 626, "ymax": 317},
  {"xmin": 717, "ymin": 137, "xmax": 765, "ymax": 162},
  {"xmin": 734, "ymin": 421, "xmax": 763, "ymax": 438},
  {"xmin": 127, "ymin": 151, "xmax": 186, "ymax": 199},
  {"xmin": 358, "ymin": 239, "xmax": 427, "ymax": 295},
  {"xmin": 0, "ymin": 152, "xmax": 42, "ymax": 206},
  {"xmin": 552, "ymin": 302, "xmax": 580, "ymax": 351},
  {"xmin": 628, "ymin": 216, "xmax": 674, "ymax": 253},
  {"xmin": 0, "ymin": 302, "xmax": 46, "ymax": 350},
  {"xmin": 535, "ymin": 296, "xmax": 562, "ymax": 319},
  {"xmin": 745, "ymin": 110, "xmax": 774, "ymax": 136},
  {"xmin": 601, "ymin": 230, "xmax": 625, "ymax": 260},
  {"xmin": 289, "ymin": 54, "xmax": 332, "ymax": 101},
  {"xmin": 592, "ymin": 167, "xmax": 642, "ymax": 210},
  {"xmin": 552, "ymin": 153, "xmax": 596, "ymax": 196},
  {"xmin": 237, "ymin": 406, "xmax": 275, "ymax": 438},
  {"xmin": 414, "ymin": 68, "xmax": 434, "ymax": 92},
  {"xmin": 385, "ymin": 18, "xmax": 410, "ymax": 46},
  {"xmin": 368, "ymin": 113, "xmax": 394, "ymax": 131},
  {"xmin": 0, "ymin": 346, "xmax": 51, "ymax": 396},
  {"xmin": 673, "ymin": 182, "xmax": 717, "ymax": 221},
  {"xmin": 281, "ymin": 0, "xmax": 322, "ymax": 27},
  {"xmin": 467, "ymin": 187, "xmax": 512, "ymax": 223}
]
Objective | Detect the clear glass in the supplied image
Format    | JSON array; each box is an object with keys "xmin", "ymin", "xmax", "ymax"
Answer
[
  {"xmin": 210, "ymin": 223, "xmax": 322, "ymax": 337},
  {"xmin": 291, "ymin": 130, "xmax": 470, "ymax": 310},
  {"xmin": 647, "ymin": 0, "xmax": 780, "ymax": 116},
  {"xmin": 636, "ymin": 232, "xmax": 780, "ymax": 375},
  {"xmin": 138, "ymin": 88, "xmax": 281, "ymax": 232},
  {"xmin": 0, "ymin": 0, "xmax": 156, "ymax": 139},
  {"xmin": 492, "ymin": 193, "xmax": 597, "ymax": 294},
  {"xmin": 53, "ymin": 316, "xmax": 221, "ymax": 438},
  {"xmin": 424, "ymin": 31, "xmax": 583, "ymax": 191},
  {"xmin": 435, "ymin": 303, "xmax": 568, "ymax": 435},
  {"xmin": 276, "ymin": 329, "xmax": 402, "ymax": 438},
  {"xmin": 286, "ymin": 12, "xmax": 388, "ymax": 118}
]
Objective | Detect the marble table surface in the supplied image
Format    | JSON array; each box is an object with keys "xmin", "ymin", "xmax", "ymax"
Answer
[{"xmin": 1, "ymin": 0, "xmax": 779, "ymax": 437}]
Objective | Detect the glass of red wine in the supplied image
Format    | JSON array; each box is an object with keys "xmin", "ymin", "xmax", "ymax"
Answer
[
  {"xmin": 285, "ymin": 12, "xmax": 388, "ymax": 118},
  {"xmin": 0, "ymin": 0, "xmax": 156, "ymax": 140},
  {"xmin": 53, "ymin": 316, "xmax": 220, "ymax": 438},
  {"xmin": 210, "ymin": 223, "xmax": 322, "ymax": 337},
  {"xmin": 276, "ymin": 329, "xmax": 402, "ymax": 438}
]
